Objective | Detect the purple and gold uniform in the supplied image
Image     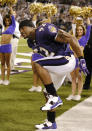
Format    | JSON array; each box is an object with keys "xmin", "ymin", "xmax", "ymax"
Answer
[
  {"xmin": 0, "ymin": 15, "xmax": 16, "ymax": 53},
  {"xmin": 32, "ymin": 23, "xmax": 73, "ymax": 65},
  {"xmin": 28, "ymin": 23, "xmax": 76, "ymax": 89}
]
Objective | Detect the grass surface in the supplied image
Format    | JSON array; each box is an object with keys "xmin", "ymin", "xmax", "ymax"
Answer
[{"xmin": 0, "ymin": 38, "xmax": 92, "ymax": 131}]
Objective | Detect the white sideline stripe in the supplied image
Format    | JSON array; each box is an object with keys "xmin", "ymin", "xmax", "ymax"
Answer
[
  {"xmin": 0, "ymin": 53, "xmax": 32, "ymax": 72},
  {"xmin": 0, "ymin": 70, "xmax": 27, "ymax": 75},
  {"xmin": 15, "ymin": 65, "xmax": 32, "ymax": 69},
  {"xmin": 36, "ymin": 96, "xmax": 92, "ymax": 131},
  {"xmin": 15, "ymin": 58, "xmax": 31, "ymax": 64},
  {"xmin": 16, "ymin": 52, "xmax": 33, "ymax": 57}
]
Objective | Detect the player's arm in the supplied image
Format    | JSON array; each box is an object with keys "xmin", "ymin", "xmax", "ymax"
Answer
[{"xmin": 55, "ymin": 29, "xmax": 83, "ymax": 57}]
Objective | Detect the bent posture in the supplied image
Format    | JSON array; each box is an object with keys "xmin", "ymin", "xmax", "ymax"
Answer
[{"xmin": 19, "ymin": 20, "xmax": 88, "ymax": 129}]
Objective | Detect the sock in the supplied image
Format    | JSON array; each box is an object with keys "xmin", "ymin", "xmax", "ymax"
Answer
[
  {"xmin": 47, "ymin": 111, "xmax": 56, "ymax": 123},
  {"xmin": 45, "ymin": 83, "xmax": 57, "ymax": 96}
]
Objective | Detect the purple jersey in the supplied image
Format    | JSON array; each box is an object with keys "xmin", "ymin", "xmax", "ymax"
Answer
[
  {"xmin": 27, "ymin": 23, "xmax": 72, "ymax": 57},
  {"xmin": 35, "ymin": 23, "xmax": 70, "ymax": 56},
  {"xmin": 27, "ymin": 38, "xmax": 37, "ymax": 50}
]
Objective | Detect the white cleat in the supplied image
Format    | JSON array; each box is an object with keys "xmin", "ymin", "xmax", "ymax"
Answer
[
  {"xmin": 35, "ymin": 120, "xmax": 57, "ymax": 129},
  {"xmin": 41, "ymin": 95, "xmax": 63, "ymax": 111}
]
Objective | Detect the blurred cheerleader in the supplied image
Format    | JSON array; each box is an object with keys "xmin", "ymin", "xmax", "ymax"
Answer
[
  {"xmin": 0, "ymin": 5, "xmax": 16, "ymax": 85},
  {"xmin": 66, "ymin": 17, "xmax": 91, "ymax": 101},
  {"xmin": 28, "ymin": 3, "xmax": 52, "ymax": 92}
]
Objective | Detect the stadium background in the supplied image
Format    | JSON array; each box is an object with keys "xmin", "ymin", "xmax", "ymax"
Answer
[{"xmin": 0, "ymin": 0, "xmax": 92, "ymax": 131}]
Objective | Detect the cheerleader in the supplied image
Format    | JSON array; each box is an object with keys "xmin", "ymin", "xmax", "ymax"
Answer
[{"xmin": 0, "ymin": 5, "xmax": 16, "ymax": 85}]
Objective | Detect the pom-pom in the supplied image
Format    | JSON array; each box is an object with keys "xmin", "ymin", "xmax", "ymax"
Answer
[
  {"xmin": 0, "ymin": 0, "xmax": 6, "ymax": 5},
  {"xmin": 69, "ymin": 6, "xmax": 83, "ymax": 16},
  {"xmin": 69, "ymin": 6, "xmax": 92, "ymax": 18},
  {"xmin": 7, "ymin": 0, "xmax": 17, "ymax": 4},
  {"xmin": 29, "ymin": 2, "xmax": 43, "ymax": 14},
  {"xmin": 43, "ymin": 3, "xmax": 57, "ymax": 16},
  {"xmin": 82, "ymin": 7, "xmax": 92, "ymax": 18},
  {"xmin": 0, "ymin": 0, "xmax": 17, "ymax": 5},
  {"xmin": 75, "ymin": 17, "xmax": 83, "ymax": 25}
]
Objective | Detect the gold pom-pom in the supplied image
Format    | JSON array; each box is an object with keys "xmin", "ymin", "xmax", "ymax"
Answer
[
  {"xmin": 70, "ymin": 6, "xmax": 92, "ymax": 18},
  {"xmin": 0, "ymin": 0, "xmax": 6, "ymax": 5},
  {"xmin": 43, "ymin": 3, "xmax": 57, "ymax": 16},
  {"xmin": 29, "ymin": 2, "xmax": 43, "ymax": 14},
  {"xmin": 7, "ymin": 0, "xmax": 17, "ymax": 4},
  {"xmin": 75, "ymin": 17, "xmax": 83, "ymax": 25},
  {"xmin": 0, "ymin": 0, "xmax": 17, "ymax": 5},
  {"xmin": 82, "ymin": 7, "xmax": 92, "ymax": 18},
  {"xmin": 69, "ymin": 6, "xmax": 83, "ymax": 16}
]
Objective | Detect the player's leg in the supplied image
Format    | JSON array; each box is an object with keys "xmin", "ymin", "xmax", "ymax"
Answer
[
  {"xmin": 35, "ymin": 54, "xmax": 76, "ymax": 129},
  {"xmin": 33, "ymin": 55, "xmax": 75, "ymax": 110},
  {"xmin": 33, "ymin": 62, "xmax": 63, "ymax": 111},
  {"xmin": 35, "ymin": 90, "xmax": 57, "ymax": 129},
  {"xmin": 35, "ymin": 110, "xmax": 57, "ymax": 129}
]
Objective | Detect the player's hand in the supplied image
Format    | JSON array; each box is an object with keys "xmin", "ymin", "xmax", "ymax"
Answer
[{"xmin": 79, "ymin": 58, "xmax": 89, "ymax": 75}]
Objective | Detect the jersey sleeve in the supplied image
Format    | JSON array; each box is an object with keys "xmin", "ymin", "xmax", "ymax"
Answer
[{"xmin": 27, "ymin": 39, "xmax": 34, "ymax": 49}]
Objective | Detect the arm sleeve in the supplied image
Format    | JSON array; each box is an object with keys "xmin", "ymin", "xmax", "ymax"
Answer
[
  {"xmin": 79, "ymin": 25, "xmax": 91, "ymax": 47},
  {"xmin": 11, "ymin": 15, "xmax": 16, "ymax": 27},
  {"xmin": 9, "ymin": 15, "xmax": 16, "ymax": 34},
  {"xmin": 84, "ymin": 25, "xmax": 91, "ymax": 41}
]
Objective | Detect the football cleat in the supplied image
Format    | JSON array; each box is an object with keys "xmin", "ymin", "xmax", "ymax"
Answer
[
  {"xmin": 35, "ymin": 120, "xmax": 57, "ymax": 129},
  {"xmin": 40, "ymin": 95, "xmax": 63, "ymax": 111}
]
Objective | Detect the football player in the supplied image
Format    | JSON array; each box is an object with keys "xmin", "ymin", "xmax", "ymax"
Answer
[{"xmin": 19, "ymin": 20, "xmax": 88, "ymax": 129}]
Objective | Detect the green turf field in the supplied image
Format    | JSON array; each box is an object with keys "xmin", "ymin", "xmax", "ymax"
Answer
[{"xmin": 0, "ymin": 38, "xmax": 92, "ymax": 131}]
